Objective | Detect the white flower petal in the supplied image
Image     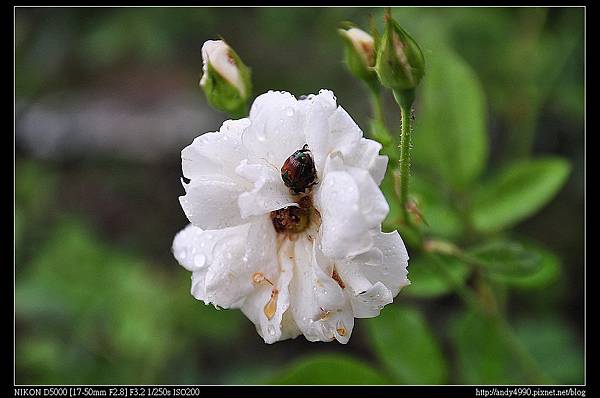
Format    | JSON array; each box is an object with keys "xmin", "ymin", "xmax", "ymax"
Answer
[
  {"xmin": 334, "ymin": 258, "xmax": 392, "ymax": 318},
  {"xmin": 172, "ymin": 223, "xmax": 209, "ymax": 274},
  {"xmin": 179, "ymin": 119, "xmax": 252, "ymax": 230},
  {"xmin": 327, "ymin": 106, "xmax": 363, "ymax": 159},
  {"xmin": 181, "ymin": 119, "xmax": 250, "ymax": 180},
  {"xmin": 288, "ymin": 237, "xmax": 353, "ymax": 343},
  {"xmin": 335, "ymin": 229, "xmax": 410, "ymax": 318},
  {"xmin": 323, "ymin": 104, "xmax": 388, "ymax": 185},
  {"xmin": 179, "ymin": 176, "xmax": 247, "ymax": 230},
  {"xmin": 345, "ymin": 138, "xmax": 388, "ymax": 185},
  {"xmin": 172, "ymin": 223, "xmax": 242, "ymax": 305},
  {"xmin": 204, "ymin": 217, "xmax": 279, "ymax": 308},
  {"xmin": 243, "ymin": 91, "xmax": 306, "ymax": 168},
  {"xmin": 358, "ymin": 229, "xmax": 411, "ymax": 297},
  {"xmin": 317, "ymin": 156, "xmax": 389, "ymax": 259},
  {"xmin": 317, "ymin": 171, "xmax": 371, "ymax": 258},
  {"xmin": 236, "ymin": 160, "xmax": 297, "ymax": 217},
  {"xmin": 345, "ymin": 165, "xmax": 389, "ymax": 227},
  {"xmin": 172, "ymin": 217, "xmax": 279, "ymax": 309},
  {"xmin": 347, "ymin": 282, "xmax": 393, "ymax": 318},
  {"xmin": 302, "ymin": 90, "xmax": 338, "ymax": 178},
  {"xmin": 241, "ymin": 239, "xmax": 296, "ymax": 344}
]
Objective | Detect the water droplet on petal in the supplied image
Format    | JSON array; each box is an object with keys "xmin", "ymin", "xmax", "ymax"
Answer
[
  {"xmin": 194, "ymin": 254, "xmax": 206, "ymax": 268},
  {"xmin": 267, "ymin": 325, "xmax": 276, "ymax": 336}
]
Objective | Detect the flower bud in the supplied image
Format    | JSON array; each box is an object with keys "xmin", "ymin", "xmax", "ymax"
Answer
[
  {"xmin": 375, "ymin": 14, "xmax": 425, "ymax": 91},
  {"xmin": 338, "ymin": 26, "xmax": 378, "ymax": 83},
  {"xmin": 200, "ymin": 40, "xmax": 252, "ymax": 116}
]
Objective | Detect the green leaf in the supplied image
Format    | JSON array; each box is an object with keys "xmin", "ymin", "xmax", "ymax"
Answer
[
  {"xmin": 270, "ymin": 354, "xmax": 388, "ymax": 385},
  {"xmin": 413, "ymin": 45, "xmax": 488, "ymax": 190},
  {"xmin": 466, "ymin": 240, "xmax": 543, "ymax": 278},
  {"xmin": 403, "ymin": 253, "xmax": 469, "ymax": 298},
  {"xmin": 410, "ymin": 176, "xmax": 464, "ymax": 239},
  {"xmin": 366, "ymin": 306, "xmax": 448, "ymax": 384},
  {"xmin": 471, "ymin": 157, "xmax": 571, "ymax": 232},
  {"xmin": 451, "ymin": 310, "xmax": 521, "ymax": 383},
  {"xmin": 489, "ymin": 242, "xmax": 561, "ymax": 289},
  {"xmin": 515, "ymin": 316, "xmax": 583, "ymax": 384}
]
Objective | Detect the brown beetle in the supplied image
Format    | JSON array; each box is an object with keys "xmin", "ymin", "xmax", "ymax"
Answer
[{"xmin": 281, "ymin": 144, "xmax": 318, "ymax": 194}]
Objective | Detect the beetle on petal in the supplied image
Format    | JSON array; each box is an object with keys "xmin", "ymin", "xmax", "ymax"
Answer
[{"xmin": 281, "ymin": 144, "xmax": 318, "ymax": 194}]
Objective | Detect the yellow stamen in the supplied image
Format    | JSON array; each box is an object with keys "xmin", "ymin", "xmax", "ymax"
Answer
[{"xmin": 263, "ymin": 289, "xmax": 279, "ymax": 320}]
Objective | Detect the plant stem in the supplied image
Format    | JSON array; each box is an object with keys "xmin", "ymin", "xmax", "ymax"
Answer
[
  {"xmin": 368, "ymin": 84, "xmax": 384, "ymax": 125},
  {"xmin": 393, "ymin": 89, "xmax": 415, "ymax": 224}
]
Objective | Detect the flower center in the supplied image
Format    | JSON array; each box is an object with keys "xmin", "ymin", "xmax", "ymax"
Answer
[{"xmin": 271, "ymin": 195, "xmax": 316, "ymax": 235}]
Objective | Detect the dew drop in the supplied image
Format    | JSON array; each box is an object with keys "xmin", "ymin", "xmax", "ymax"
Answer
[
  {"xmin": 267, "ymin": 325, "xmax": 276, "ymax": 336},
  {"xmin": 194, "ymin": 254, "xmax": 206, "ymax": 268}
]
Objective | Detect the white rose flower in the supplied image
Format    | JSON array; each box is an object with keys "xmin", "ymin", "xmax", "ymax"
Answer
[{"xmin": 173, "ymin": 90, "xmax": 410, "ymax": 344}]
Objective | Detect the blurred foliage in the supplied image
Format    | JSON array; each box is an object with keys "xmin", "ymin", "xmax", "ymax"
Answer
[
  {"xmin": 414, "ymin": 43, "xmax": 488, "ymax": 190},
  {"xmin": 270, "ymin": 354, "xmax": 389, "ymax": 385},
  {"xmin": 366, "ymin": 306, "xmax": 448, "ymax": 384},
  {"xmin": 402, "ymin": 254, "xmax": 469, "ymax": 298},
  {"xmin": 15, "ymin": 7, "xmax": 583, "ymax": 385},
  {"xmin": 471, "ymin": 158, "xmax": 571, "ymax": 232}
]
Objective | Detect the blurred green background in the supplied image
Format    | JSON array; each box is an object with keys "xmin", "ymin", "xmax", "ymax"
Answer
[{"xmin": 15, "ymin": 7, "xmax": 584, "ymax": 385}]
